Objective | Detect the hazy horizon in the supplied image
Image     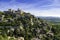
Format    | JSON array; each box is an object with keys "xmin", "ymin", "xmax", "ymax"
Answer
[{"xmin": 0, "ymin": 0, "xmax": 60, "ymax": 17}]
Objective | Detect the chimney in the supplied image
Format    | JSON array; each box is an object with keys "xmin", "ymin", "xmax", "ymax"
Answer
[{"xmin": 8, "ymin": 9, "xmax": 11, "ymax": 12}]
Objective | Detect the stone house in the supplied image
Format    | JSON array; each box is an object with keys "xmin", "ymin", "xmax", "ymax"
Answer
[
  {"xmin": 0, "ymin": 15, "xmax": 5, "ymax": 22},
  {"xmin": 17, "ymin": 37, "xmax": 24, "ymax": 40}
]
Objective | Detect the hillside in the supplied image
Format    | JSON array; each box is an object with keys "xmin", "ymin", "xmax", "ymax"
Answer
[
  {"xmin": 38, "ymin": 16, "xmax": 60, "ymax": 40},
  {"xmin": 0, "ymin": 9, "xmax": 56, "ymax": 40}
]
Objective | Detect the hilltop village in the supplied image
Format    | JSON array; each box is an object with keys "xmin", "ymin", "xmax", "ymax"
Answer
[
  {"xmin": 0, "ymin": 9, "xmax": 34, "ymax": 26},
  {"xmin": 0, "ymin": 9, "xmax": 24, "ymax": 23},
  {"xmin": 0, "ymin": 9, "xmax": 54, "ymax": 40}
]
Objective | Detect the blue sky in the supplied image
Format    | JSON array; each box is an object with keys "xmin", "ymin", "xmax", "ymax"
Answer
[{"xmin": 0, "ymin": 0, "xmax": 60, "ymax": 17}]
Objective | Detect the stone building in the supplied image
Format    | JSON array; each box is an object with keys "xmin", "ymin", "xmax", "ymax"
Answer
[
  {"xmin": 17, "ymin": 37, "xmax": 24, "ymax": 40},
  {"xmin": 0, "ymin": 15, "xmax": 5, "ymax": 22}
]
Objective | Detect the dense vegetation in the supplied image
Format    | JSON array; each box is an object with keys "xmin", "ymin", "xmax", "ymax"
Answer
[
  {"xmin": 39, "ymin": 17, "xmax": 60, "ymax": 40},
  {"xmin": 0, "ymin": 9, "xmax": 59, "ymax": 40}
]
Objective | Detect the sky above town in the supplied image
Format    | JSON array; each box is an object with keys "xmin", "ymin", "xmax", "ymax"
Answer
[{"xmin": 0, "ymin": 0, "xmax": 60, "ymax": 17}]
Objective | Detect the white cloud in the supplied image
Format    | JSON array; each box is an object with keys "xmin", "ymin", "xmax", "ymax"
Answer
[
  {"xmin": 23, "ymin": 8, "xmax": 60, "ymax": 17},
  {"xmin": 0, "ymin": 0, "xmax": 60, "ymax": 17},
  {"xmin": 23, "ymin": 0, "xmax": 60, "ymax": 17}
]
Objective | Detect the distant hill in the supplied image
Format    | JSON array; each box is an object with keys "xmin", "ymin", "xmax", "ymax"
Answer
[{"xmin": 38, "ymin": 16, "xmax": 60, "ymax": 24}]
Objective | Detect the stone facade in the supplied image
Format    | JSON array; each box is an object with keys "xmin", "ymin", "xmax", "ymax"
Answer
[{"xmin": 17, "ymin": 37, "xmax": 24, "ymax": 40}]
